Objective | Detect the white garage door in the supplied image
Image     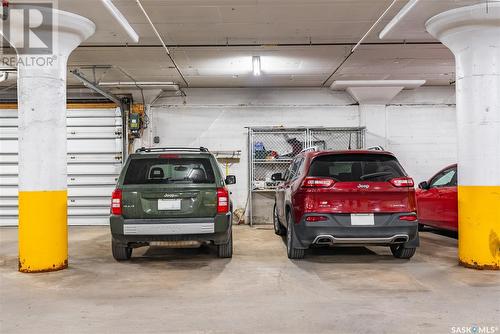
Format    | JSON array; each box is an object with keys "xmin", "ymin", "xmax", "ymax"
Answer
[{"xmin": 0, "ymin": 105, "xmax": 124, "ymax": 226}]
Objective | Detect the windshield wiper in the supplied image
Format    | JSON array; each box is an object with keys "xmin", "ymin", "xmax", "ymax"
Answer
[{"xmin": 360, "ymin": 171, "xmax": 393, "ymax": 180}]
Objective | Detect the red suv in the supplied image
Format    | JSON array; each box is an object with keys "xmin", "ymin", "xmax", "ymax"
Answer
[{"xmin": 272, "ymin": 150, "xmax": 419, "ymax": 259}]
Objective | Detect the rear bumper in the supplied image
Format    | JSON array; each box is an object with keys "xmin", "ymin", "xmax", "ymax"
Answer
[
  {"xmin": 110, "ymin": 213, "xmax": 231, "ymax": 245},
  {"xmin": 293, "ymin": 213, "xmax": 419, "ymax": 249}
]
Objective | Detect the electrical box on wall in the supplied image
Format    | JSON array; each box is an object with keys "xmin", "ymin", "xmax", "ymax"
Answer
[
  {"xmin": 129, "ymin": 103, "xmax": 146, "ymax": 138},
  {"xmin": 129, "ymin": 113, "xmax": 141, "ymax": 136}
]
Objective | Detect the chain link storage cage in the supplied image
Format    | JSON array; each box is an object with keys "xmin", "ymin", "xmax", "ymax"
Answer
[{"xmin": 247, "ymin": 127, "xmax": 366, "ymax": 225}]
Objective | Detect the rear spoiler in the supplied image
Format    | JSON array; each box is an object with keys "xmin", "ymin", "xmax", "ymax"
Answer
[
  {"xmin": 300, "ymin": 146, "xmax": 319, "ymax": 153},
  {"xmin": 366, "ymin": 146, "xmax": 385, "ymax": 151}
]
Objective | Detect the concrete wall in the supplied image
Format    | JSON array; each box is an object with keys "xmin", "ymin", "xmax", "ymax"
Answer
[{"xmin": 137, "ymin": 87, "xmax": 457, "ymax": 223}]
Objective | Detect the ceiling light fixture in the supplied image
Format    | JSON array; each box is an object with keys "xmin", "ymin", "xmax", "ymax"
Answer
[
  {"xmin": 252, "ymin": 56, "xmax": 261, "ymax": 76},
  {"xmin": 101, "ymin": 0, "xmax": 139, "ymax": 43}
]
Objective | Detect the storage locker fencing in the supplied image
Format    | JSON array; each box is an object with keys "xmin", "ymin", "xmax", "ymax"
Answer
[
  {"xmin": 0, "ymin": 105, "xmax": 124, "ymax": 226},
  {"xmin": 248, "ymin": 127, "xmax": 366, "ymax": 192},
  {"xmin": 247, "ymin": 126, "xmax": 366, "ymax": 225}
]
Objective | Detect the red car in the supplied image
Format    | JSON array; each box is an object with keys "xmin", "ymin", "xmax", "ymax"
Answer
[
  {"xmin": 416, "ymin": 164, "xmax": 458, "ymax": 232},
  {"xmin": 272, "ymin": 150, "xmax": 419, "ymax": 259}
]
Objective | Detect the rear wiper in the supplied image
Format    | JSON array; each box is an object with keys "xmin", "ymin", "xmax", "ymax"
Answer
[
  {"xmin": 360, "ymin": 172, "xmax": 393, "ymax": 180},
  {"xmin": 169, "ymin": 178, "xmax": 193, "ymax": 183},
  {"xmin": 147, "ymin": 178, "xmax": 170, "ymax": 183}
]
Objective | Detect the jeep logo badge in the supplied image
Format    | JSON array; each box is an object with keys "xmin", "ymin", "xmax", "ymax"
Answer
[
  {"xmin": 357, "ymin": 184, "xmax": 370, "ymax": 189},
  {"xmin": 164, "ymin": 194, "xmax": 177, "ymax": 198}
]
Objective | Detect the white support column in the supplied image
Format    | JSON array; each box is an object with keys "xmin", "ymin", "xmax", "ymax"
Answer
[
  {"xmin": 2, "ymin": 8, "xmax": 95, "ymax": 272},
  {"xmin": 426, "ymin": 3, "xmax": 500, "ymax": 270}
]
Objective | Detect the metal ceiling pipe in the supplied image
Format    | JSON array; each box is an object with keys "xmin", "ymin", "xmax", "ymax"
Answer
[
  {"xmin": 136, "ymin": 0, "xmax": 189, "ymax": 87},
  {"xmin": 99, "ymin": 81, "xmax": 175, "ymax": 85},
  {"xmin": 76, "ymin": 41, "xmax": 443, "ymax": 49},
  {"xmin": 99, "ymin": 81, "xmax": 180, "ymax": 90},
  {"xmin": 1, "ymin": 7, "xmax": 96, "ymax": 273},
  {"xmin": 70, "ymin": 70, "xmax": 123, "ymax": 105},
  {"xmin": 321, "ymin": 0, "xmax": 399, "ymax": 87}
]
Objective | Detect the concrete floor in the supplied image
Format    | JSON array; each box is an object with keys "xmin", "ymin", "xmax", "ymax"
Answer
[{"xmin": 0, "ymin": 226, "xmax": 499, "ymax": 334}]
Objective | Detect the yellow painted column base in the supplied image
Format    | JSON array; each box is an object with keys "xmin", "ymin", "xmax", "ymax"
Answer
[
  {"xmin": 18, "ymin": 190, "xmax": 68, "ymax": 273},
  {"xmin": 458, "ymin": 186, "xmax": 500, "ymax": 270}
]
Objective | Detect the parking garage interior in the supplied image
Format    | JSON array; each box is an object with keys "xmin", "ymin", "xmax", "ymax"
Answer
[{"xmin": 0, "ymin": 1, "xmax": 499, "ymax": 333}]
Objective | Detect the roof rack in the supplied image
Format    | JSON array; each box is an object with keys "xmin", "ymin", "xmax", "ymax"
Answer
[{"xmin": 135, "ymin": 147, "xmax": 209, "ymax": 153}]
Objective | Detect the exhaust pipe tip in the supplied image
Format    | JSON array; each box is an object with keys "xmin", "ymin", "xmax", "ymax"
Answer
[
  {"xmin": 317, "ymin": 238, "xmax": 332, "ymax": 245},
  {"xmin": 313, "ymin": 235, "xmax": 334, "ymax": 245},
  {"xmin": 392, "ymin": 236, "xmax": 409, "ymax": 244}
]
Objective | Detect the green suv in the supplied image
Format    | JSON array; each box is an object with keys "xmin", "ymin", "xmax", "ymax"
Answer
[{"xmin": 110, "ymin": 147, "xmax": 236, "ymax": 260}]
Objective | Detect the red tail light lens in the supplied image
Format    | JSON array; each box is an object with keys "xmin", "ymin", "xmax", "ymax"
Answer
[
  {"xmin": 302, "ymin": 177, "xmax": 335, "ymax": 188},
  {"xmin": 111, "ymin": 189, "xmax": 122, "ymax": 215},
  {"xmin": 399, "ymin": 214, "xmax": 417, "ymax": 222},
  {"xmin": 305, "ymin": 216, "xmax": 328, "ymax": 222},
  {"xmin": 217, "ymin": 187, "xmax": 229, "ymax": 213},
  {"xmin": 390, "ymin": 177, "xmax": 414, "ymax": 187}
]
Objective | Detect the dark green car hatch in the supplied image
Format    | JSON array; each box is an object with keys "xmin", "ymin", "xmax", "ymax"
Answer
[{"xmin": 119, "ymin": 153, "xmax": 220, "ymax": 219}]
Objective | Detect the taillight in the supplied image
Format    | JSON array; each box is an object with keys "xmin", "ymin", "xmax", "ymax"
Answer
[
  {"xmin": 399, "ymin": 214, "xmax": 417, "ymax": 222},
  {"xmin": 159, "ymin": 154, "xmax": 179, "ymax": 159},
  {"xmin": 111, "ymin": 189, "xmax": 122, "ymax": 215},
  {"xmin": 302, "ymin": 177, "xmax": 335, "ymax": 188},
  {"xmin": 305, "ymin": 216, "xmax": 328, "ymax": 222},
  {"xmin": 390, "ymin": 177, "xmax": 414, "ymax": 187},
  {"xmin": 217, "ymin": 187, "xmax": 229, "ymax": 213}
]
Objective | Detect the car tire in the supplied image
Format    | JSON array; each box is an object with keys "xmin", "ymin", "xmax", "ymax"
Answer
[
  {"xmin": 273, "ymin": 204, "xmax": 286, "ymax": 236},
  {"xmin": 286, "ymin": 210, "xmax": 304, "ymax": 259},
  {"xmin": 217, "ymin": 227, "xmax": 233, "ymax": 258},
  {"xmin": 112, "ymin": 239, "xmax": 132, "ymax": 261},
  {"xmin": 390, "ymin": 245, "xmax": 416, "ymax": 259}
]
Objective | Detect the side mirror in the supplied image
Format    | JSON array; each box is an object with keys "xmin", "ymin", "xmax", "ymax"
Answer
[
  {"xmin": 271, "ymin": 173, "xmax": 284, "ymax": 181},
  {"xmin": 418, "ymin": 181, "xmax": 430, "ymax": 190},
  {"xmin": 225, "ymin": 175, "xmax": 236, "ymax": 185}
]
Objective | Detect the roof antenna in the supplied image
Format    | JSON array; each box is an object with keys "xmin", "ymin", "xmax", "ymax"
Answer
[{"xmin": 348, "ymin": 133, "xmax": 352, "ymax": 150}]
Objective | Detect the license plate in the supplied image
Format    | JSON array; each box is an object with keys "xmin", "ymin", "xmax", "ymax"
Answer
[
  {"xmin": 351, "ymin": 214, "xmax": 375, "ymax": 226},
  {"xmin": 158, "ymin": 199, "xmax": 181, "ymax": 211}
]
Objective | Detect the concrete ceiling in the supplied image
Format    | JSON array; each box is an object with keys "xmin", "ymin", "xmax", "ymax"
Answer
[
  {"xmin": 1, "ymin": 0, "xmax": 459, "ymax": 90},
  {"xmin": 380, "ymin": 0, "xmax": 482, "ymax": 40}
]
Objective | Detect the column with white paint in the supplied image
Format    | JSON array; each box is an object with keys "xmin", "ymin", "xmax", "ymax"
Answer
[
  {"xmin": 2, "ymin": 8, "xmax": 95, "ymax": 272},
  {"xmin": 427, "ymin": 3, "xmax": 500, "ymax": 269}
]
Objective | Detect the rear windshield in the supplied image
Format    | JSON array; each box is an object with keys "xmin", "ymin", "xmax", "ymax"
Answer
[
  {"xmin": 308, "ymin": 154, "xmax": 405, "ymax": 182},
  {"xmin": 123, "ymin": 157, "xmax": 216, "ymax": 185}
]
